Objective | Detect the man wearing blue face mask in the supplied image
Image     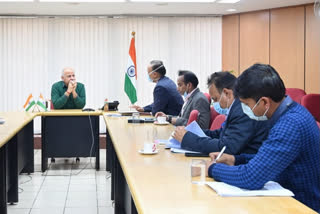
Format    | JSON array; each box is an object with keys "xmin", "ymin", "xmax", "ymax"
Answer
[
  {"xmin": 131, "ymin": 60, "xmax": 183, "ymax": 116},
  {"xmin": 206, "ymin": 64, "xmax": 320, "ymax": 212},
  {"xmin": 155, "ymin": 70, "xmax": 210, "ymax": 129},
  {"xmin": 173, "ymin": 71, "xmax": 269, "ymax": 155}
]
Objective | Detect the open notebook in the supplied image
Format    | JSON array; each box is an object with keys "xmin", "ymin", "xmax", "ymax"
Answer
[{"xmin": 206, "ymin": 181, "xmax": 294, "ymax": 197}]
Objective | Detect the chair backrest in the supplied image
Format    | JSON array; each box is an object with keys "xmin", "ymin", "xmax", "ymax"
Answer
[
  {"xmin": 203, "ymin": 93, "xmax": 211, "ymax": 104},
  {"xmin": 209, "ymin": 107, "xmax": 219, "ymax": 127},
  {"xmin": 187, "ymin": 110, "xmax": 199, "ymax": 125},
  {"xmin": 50, "ymin": 100, "xmax": 54, "ymax": 110},
  {"xmin": 285, "ymin": 88, "xmax": 306, "ymax": 104},
  {"xmin": 301, "ymin": 94, "xmax": 320, "ymax": 122},
  {"xmin": 210, "ymin": 114, "xmax": 226, "ymax": 131}
]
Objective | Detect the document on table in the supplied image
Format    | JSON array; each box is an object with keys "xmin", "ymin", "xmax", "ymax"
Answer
[
  {"xmin": 206, "ymin": 181, "xmax": 294, "ymax": 197},
  {"xmin": 166, "ymin": 121, "xmax": 207, "ymax": 149},
  {"xmin": 170, "ymin": 148, "xmax": 201, "ymax": 154}
]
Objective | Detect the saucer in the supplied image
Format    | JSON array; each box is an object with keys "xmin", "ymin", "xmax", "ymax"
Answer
[
  {"xmin": 138, "ymin": 149, "xmax": 159, "ymax": 155},
  {"xmin": 154, "ymin": 121, "xmax": 169, "ymax": 125}
]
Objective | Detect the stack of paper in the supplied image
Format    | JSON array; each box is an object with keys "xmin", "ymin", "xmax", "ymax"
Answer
[
  {"xmin": 206, "ymin": 181, "xmax": 294, "ymax": 197},
  {"xmin": 166, "ymin": 121, "xmax": 207, "ymax": 149}
]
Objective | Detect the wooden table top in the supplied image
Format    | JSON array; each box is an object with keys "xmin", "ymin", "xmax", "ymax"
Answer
[
  {"xmin": 0, "ymin": 110, "xmax": 103, "ymax": 148},
  {"xmin": 0, "ymin": 112, "xmax": 36, "ymax": 148},
  {"xmin": 39, "ymin": 109, "xmax": 103, "ymax": 116},
  {"xmin": 103, "ymin": 115, "xmax": 317, "ymax": 214}
]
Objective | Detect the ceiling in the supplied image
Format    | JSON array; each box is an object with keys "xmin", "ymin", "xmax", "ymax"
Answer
[{"xmin": 0, "ymin": 0, "xmax": 314, "ymax": 16}]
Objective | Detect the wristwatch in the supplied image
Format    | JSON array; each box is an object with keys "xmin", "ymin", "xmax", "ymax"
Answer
[{"xmin": 167, "ymin": 115, "xmax": 172, "ymax": 123}]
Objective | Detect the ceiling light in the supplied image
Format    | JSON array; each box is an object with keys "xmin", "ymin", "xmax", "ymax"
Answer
[
  {"xmin": 130, "ymin": 0, "xmax": 216, "ymax": 2},
  {"xmin": 218, "ymin": 0, "xmax": 240, "ymax": 3},
  {"xmin": 226, "ymin": 8, "xmax": 236, "ymax": 12},
  {"xmin": 51, "ymin": 0, "xmax": 125, "ymax": 1},
  {"xmin": 0, "ymin": 0, "xmax": 33, "ymax": 2}
]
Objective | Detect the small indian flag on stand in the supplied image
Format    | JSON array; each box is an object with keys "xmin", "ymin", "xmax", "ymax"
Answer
[
  {"xmin": 36, "ymin": 93, "xmax": 47, "ymax": 112},
  {"xmin": 124, "ymin": 31, "xmax": 138, "ymax": 104},
  {"xmin": 23, "ymin": 94, "xmax": 36, "ymax": 112}
]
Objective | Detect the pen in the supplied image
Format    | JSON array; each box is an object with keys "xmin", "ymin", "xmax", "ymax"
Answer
[{"xmin": 214, "ymin": 146, "xmax": 226, "ymax": 163}]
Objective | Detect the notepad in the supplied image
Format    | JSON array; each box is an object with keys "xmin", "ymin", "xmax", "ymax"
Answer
[
  {"xmin": 166, "ymin": 121, "xmax": 207, "ymax": 149},
  {"xmin": 206, "ymin": 181, "xmax": 294, "ymax": 197}
]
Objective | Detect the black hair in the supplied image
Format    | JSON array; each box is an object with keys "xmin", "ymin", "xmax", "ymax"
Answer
[
  {"xmin": 150, "ymin": 60, "xmax": 166, "ymax": 76},
  {"xmin": 180, "ymin": 71, "xmax": 199, "ymax": 88},
  {"xmin": 178, "ymin": 70, "xmax": 191, "ymax": 76},
  {"xmin": 234, "ymin": 63, "xmax": 286, "ymax": 102},
  {"xmin": 207, "ymin": 71, "xmax": 236, "ymax": 93}
]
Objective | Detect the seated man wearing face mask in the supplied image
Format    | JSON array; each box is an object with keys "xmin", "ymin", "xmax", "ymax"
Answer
[
  {"xmin": 206, "ymin": 64, "xmax": 319, "ymax": 212},
  {"xmin": 155, "ymin": 70, "xmax": 210, "ymax": 129},
  {"xmin": 172, "ymin": 71, "xmax": 269, "ymax": 155},
  {"xmin": 131, "ymin": 60, "xmax": 183, "ymax": 116}
]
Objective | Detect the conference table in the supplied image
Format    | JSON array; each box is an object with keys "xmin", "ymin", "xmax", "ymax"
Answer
[
  {"xmin": 0, "ymin": 110, "xmax": 102, "ymax": 214},
  {"xmin": 0, "ymin": 110, "xmax": 317, "ymax": 214},
  {"xmin": 40, "ymin": 110, "xmax": 101, "ymax": 172},
  {"xmin": 103, "ymin": 115, "xmax": 317, "ymax": 214},
  {"xmin": 0, "ymin": 112, "xmax": 35, "ymax": 214}
]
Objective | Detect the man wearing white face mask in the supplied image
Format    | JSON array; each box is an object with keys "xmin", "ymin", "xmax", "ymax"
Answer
[
  {"xmin": 206, "ymin": 64, "xmax": 320, "ymax": 212},
  {"xmin": 155, "ymin": 70, "xmax": 210, "ymax": 129},
  {"xmin": 173, "ymin": 71, "xmax": 269, "ymax": 155},
  {"xmin": 131, "ymin": 60, "xmax": 183, "ymax": 116}
]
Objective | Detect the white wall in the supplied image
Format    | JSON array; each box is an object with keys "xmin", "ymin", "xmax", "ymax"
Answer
[{"xmin": 0, "ymin": 16, "xmax": 222, "ymax": 133}]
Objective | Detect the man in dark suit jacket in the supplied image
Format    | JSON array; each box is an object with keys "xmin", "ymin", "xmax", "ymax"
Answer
[
  {"xmin": 131, "ymin": 60, "xmax": 183, "ymax": 116},
  {"xmin": 155, "ymin": 70, "xmax": 210, "ymax": 129},
  {"xmin": 172, "ymin": 71, "xmax": 269, "ymax": 155}
]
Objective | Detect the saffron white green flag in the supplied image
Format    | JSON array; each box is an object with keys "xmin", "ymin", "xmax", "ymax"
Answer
[
  {"xmin": 37, "ymin": 93, "xmax": 47, "ymax": 111},
  {"xmin": 23, "ymin": 94, "xmax": 36, "ymax": 112},
  {"xmin": 124, "ymin": 32, "xmax": 137, "ymax": 104}
]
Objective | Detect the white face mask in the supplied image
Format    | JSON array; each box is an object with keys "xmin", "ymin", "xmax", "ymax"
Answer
[{"xmin": 241, "ymin": 98, "xmax": 269, "ymax": 121}]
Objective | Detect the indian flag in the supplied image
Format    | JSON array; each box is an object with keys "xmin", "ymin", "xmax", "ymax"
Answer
[
  {"xmin": 23, "ymin": 94, "xmax": 36, "ymax": 112},
  {"xmin": 37, "ymin": 93, "xmax": 47, "ymax": 111},
  {"xmin": 124, "ymin": 31, "xmax": 137, "ymax": 104}
]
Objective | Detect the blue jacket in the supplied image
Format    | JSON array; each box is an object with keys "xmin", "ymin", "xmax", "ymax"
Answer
[
  {"xmin": 181, "ymin": 98, "xmax": 269, "ymax": 154},
  {"xmin": 209, "ymin": 96, "xmax": 320, "ymax": 212},
  {"xmin": 144, "ymin": 76, "xmax": 183, "ymax": 116}
]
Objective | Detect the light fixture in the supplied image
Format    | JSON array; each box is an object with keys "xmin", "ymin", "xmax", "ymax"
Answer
[
  {"xmin": 218, "ymin": 0, "xmax": 240, "ymax": 3},
  {"xmin": 47, "ymin": 0, "xmax": 125, "ymax": 1},
  {"xmin": 0, "ymin": 0, "xmax": 33, "ymax": 2},
  {"xmin": 226, "ymin": 8, "xmax": 236, "ymax": 12},
  {"xmin": 130, "ymin": 0, "xmax": 216, "ymax": 2}
]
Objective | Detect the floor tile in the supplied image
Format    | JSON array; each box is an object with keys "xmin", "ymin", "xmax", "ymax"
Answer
[
  {"xmin": 30, "ymin": 207, "xmax": 64, "ymax": 214},
  {"xmin": 7, "ymin": 208, "xmax": 31, "ymax": 214},
  {"xmin": 98, "ymin": 206, "xmax": 114, "ymax": 214},
  {"xmin": 64, "ymin": 207, "xmax": 97, "ymax": 214}
]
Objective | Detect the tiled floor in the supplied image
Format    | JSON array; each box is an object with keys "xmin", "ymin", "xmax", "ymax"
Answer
[{"xmin": 8, "ymin": 149, "xmax": 114, "ymax": 214}]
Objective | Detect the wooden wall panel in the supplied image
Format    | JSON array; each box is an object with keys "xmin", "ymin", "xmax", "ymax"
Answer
[
  {"xmin": 305, "ymin": 5, "xmax": 320, "ymax": 93},
  {"xmin": 222, "ymin": 15, "xmax": 239, "ymax": 75},
  {"xmin": 270, "ymin": 6, "xmax": 305, "ymax": 89},
  {"xmin": 239, "ymin": 10, "xmax": 270, "ymax": 73}
]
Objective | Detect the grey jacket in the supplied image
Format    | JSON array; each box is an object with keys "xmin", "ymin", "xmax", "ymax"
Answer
[{"xmin": 175, "ymin": 88, "xmax": 210, "ymax": 129}]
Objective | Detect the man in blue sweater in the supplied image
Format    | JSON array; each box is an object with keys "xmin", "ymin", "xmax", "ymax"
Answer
[{"xmin": 206, "ymin": 64, "xmax": 320, "ymax": 212}]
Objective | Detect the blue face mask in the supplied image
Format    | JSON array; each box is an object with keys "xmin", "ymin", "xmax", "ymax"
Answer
[
  {"xmin": 183, "ymin": 91, "xmax": 188, "ymax": 99},
  {"xmin": 147, "ymin": 72, "xmax": 153, "ymax": 82},
  {"xmin": 241, "ymin": 98, "xmax": 269, "ymax": 121},
  {"xmin": 213, "ymin": 93, "xmax": 229, "ymax": 115},
  {"xmin": 147, "ymin": 65, "xmax": 164, "ymax": 83}
]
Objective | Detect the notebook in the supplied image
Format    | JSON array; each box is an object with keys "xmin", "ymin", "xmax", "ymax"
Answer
[{"xmin": 206, "ymin": 181, "xmax": 294, "ymax": 197}]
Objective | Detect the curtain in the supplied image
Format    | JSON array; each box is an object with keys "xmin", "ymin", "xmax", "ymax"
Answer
[{"xmin": 0, "ymin": 16, "xmax": 221, "ymax": 132}]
